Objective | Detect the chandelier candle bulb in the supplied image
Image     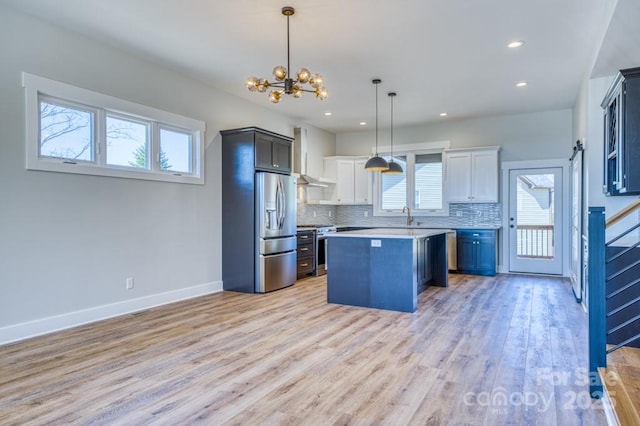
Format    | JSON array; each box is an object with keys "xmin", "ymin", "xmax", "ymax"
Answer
[{"xmin": 247, "ymin": 6, "xmax": 327, "ymax": 103}]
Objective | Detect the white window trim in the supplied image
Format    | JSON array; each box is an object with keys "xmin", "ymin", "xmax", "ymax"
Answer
[
  {"xmin": 23, "ymin": 72, "xmax": 206, "ymax": 184},
  {"xmin": 373, "ymin": 141, "xmax": 451, "ymax": 217}
]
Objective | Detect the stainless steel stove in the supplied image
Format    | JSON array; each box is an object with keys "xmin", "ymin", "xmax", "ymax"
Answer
[{"xmin": 297, "ymin": 225, "xmax": 336, "ymax": 275}]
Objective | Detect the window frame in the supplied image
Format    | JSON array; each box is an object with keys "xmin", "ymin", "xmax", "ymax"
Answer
[
  {"xmin": 373, "ymin": 141, "xmax": 450, "ymax": 217},
  {"xmin": 23, "ymin": 72, "xmax": 205, "ymax": 185},
  {"xmin": 158, "ymin": 123, "xmax": 195, "ymax": 175}
]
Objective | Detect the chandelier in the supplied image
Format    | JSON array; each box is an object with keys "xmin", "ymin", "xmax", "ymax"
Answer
[{"xmin": 246, "ymin": 6, "xmax": 328, "ymax": 104}]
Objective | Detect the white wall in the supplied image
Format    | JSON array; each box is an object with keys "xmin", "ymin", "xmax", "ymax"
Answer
[
  {"xmin": 336, "ymin": 109, "xmax": 573, "ymax": 162},
  {"xmin": 0, "ymin": 6, "xmax": 335, "ymax": 343}
]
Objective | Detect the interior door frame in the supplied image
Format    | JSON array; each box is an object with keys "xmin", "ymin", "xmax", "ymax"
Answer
[{"xmin": 501, "ymin": 158, "xmax": 570, "ymax": 276}]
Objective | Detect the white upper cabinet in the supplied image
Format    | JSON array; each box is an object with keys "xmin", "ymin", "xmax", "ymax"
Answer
[
  {"xmin": 353, "ymin": 158, "xmax": 370, "ymax": 204},
  {"xmin": 445, "ymin": 147, "xmax": 500, "ymax": 203},
  {"xmin": 323, "ymin": 157, "xmax": 372, "ymax": 204}
]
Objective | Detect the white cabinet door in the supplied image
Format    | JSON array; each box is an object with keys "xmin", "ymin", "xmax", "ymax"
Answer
[
  {"xmin": 335, "ymin": 160, "xmax": 355, "ymax": 203},
  {"xmin": 353, "ymin": 159, "xmax": 371, "ymax": 204},
  {"xmin": 445, "ymin": 148, "xmax": 499, "ymax": 203},
  {"xmin": 471, "ymin": 151, "xmax": 498, "ymax": 202},
  {"xmin": 322, "ymin": 157, "xmax": 373, "ymax": 205},
  {"xmin": 446, "ymin": 152, "xmax": 472, "ymax": 202}
]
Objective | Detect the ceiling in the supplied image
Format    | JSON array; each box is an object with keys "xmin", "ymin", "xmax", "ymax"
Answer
[{"xmin": 1, "ymin": 0, "xmax": 631, "ymax": 134}]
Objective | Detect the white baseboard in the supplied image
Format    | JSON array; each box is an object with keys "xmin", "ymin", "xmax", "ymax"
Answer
[{"xmin": 0, "ymin": 281, "xmax": 223, "ymax": 345}]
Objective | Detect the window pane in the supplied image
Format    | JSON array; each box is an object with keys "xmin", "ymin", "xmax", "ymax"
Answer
[
  {"xmin": 381, "ymin": 155, "xmax": 407, "ymax": 210},
  {"xmin": 516, "ymin": 173, "xmax": 555, "ymax": 259},
  {"xmin": 160, "ymin": 128, "xmax": 192, "ymax": 173},
  {"xmin": 106, "ymin": 116, "xmax": 149, "ymax": 168},
  {"xmin": 39, "ymin": 99, "xmax": 94, "ymax": 161},
  {"xmin": 414, "ymin": 153, "xmax": 442, "ymax": 210}
]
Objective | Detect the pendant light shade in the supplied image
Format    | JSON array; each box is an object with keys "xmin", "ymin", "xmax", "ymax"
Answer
[
  {"xmin": 364, "ymin": 156, "xmax": 389, "ymax": 171},
  {"xmin": 364, "ymin": 79, "xmax": 389, "ymax": 172},
  {"xmin": 382, "ymin": 91, "xmax": 403, "ymax": 175},
  {"xmin": 384, "ymin": 160, "xmax": 404, "ymax": 174}
]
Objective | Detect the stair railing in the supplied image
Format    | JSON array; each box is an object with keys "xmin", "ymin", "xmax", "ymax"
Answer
[{"xmin": 589, "ymin": 199, "xmax": 640, "ymax": 397}]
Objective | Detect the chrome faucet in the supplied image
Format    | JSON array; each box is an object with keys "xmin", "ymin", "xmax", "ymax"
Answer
[{"xmin": 402, "ymin": 206, "xmax": 414, "ymax": 226}]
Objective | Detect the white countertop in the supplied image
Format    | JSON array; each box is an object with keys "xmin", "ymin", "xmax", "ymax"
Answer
[{"xmin": 328, "ymin": 228, "xmax": 452, "ymax": 239}]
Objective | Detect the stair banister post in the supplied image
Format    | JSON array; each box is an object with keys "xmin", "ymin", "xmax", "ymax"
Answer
[{"xmin": 588, "ymin": 206, "xmax": 606, "ymax": 398}]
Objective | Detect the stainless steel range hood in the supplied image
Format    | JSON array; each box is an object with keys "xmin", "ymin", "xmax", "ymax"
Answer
[
  {"xmin": 297, "ymin": 174, "xmax": 334, "ymax": 187},
  {"xmin": 294, "ymin": 127, "xmax": 334, "ymax": 187}
]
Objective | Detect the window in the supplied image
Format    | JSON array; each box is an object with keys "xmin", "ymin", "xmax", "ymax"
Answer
[
  {"xmin": 106, "ymin": 114, "xmax": 150, "ymax": 169},
  {"xmin": 39, "ymin": 97, "xmax": 96, "ymax": 162},
  {"xmin": 414, "ymin": 153, "xmax": 443, "ymax": 210},
  {"xmin": 159, "ymin": 127, "xmax": 193, "ymax": 174},
  {"xmin": 23, "ymin": 72, "xmax": 205, "ymax": 184},
  {"xmin": 380, "ymin": 155, "xmax": 407, "ymax": 210},
  {"xmin": 374, "ymin": 145, "xmax": 449, "ymax": 216}
]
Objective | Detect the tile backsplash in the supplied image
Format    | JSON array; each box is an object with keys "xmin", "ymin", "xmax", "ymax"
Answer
[
  {"xmin": 297, "ymin": 202, "xmax": 501, "ymax": 228},
  {"xmin": 297, "ymin": 203, "xmax": 337, "ymax": 225}
]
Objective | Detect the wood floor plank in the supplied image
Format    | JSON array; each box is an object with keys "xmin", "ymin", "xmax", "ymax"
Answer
[{"xmin": 0, "ymin": 274, "xmax": 607, "ymax": 425}]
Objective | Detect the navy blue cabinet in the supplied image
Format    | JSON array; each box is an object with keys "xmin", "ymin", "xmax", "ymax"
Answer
[
  {"xmin": 602, "ymin": 67, "xmax": 640, "ymax": 195},
  {"xmin": 255, "ymin": 133, "xmax": 292, "ymax": 174},
  {"xmin": 456, "ymin": 229, "xmax": 497, "ymax": 276}
]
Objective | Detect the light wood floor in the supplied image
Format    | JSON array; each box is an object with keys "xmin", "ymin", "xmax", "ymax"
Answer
[
  {"xmin": 603, "ymin": 345, "xmax": 640, "ymax": 425},
  {"xmin": 0, "ymin": 274, "xmax": 607, "ymax": 425}
]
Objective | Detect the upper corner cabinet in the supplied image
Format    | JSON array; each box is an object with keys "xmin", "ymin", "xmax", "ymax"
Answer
[
  {"xmin": 445, "ymin": 147, "xmax": 500, "ymax": 203},
  {"xmin": 602, "ymin": 67, "xmax": 640, "ymax": 196}
]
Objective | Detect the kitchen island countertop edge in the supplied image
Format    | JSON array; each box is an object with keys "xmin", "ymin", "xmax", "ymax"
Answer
[{"xmin": 327, "ymin": 228, "xmax": 451, "ymax": 239}]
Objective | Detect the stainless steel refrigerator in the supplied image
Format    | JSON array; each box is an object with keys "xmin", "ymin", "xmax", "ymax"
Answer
[
  {"xmin": 221, "ymin": 127, "xmax": 296, "ymax": 294},
  {"xmin": 255, "ymin": 172, "xmax": 297, "ymax": 292}
]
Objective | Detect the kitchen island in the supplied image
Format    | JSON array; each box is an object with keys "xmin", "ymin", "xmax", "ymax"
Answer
[{"xmin": 326, "ymin": 228, "xmax": 450, "ymax": 313}]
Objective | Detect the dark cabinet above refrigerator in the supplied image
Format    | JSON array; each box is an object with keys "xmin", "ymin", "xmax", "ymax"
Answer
[{"xmin": 255, "ymin": 132, "xmax": 292, "ymax": 174}]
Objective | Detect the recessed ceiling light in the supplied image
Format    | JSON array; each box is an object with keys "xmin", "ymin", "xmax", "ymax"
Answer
[
  {"xmin": 508, "ymin": 40, "xmax": 525, "ymax": 49},
  {"xmin": 439, "ymin": 112, "xmax": 448, "ymax": 117},
  {"xmin": 516, "ymin": 81, "xmax": 528, "ymax": 87},
  {"xmin": 360, "ymin": 122, "xmax": 367, "ymax": 126},
  {"xmin": 324, "ymin": 112, "xmax": 332, "ymax": 116}
]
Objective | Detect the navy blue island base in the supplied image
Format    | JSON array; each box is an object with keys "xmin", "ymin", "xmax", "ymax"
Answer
[{"xmin": 326, "ymin": 228, "xmax": 450, "ymax": 313}]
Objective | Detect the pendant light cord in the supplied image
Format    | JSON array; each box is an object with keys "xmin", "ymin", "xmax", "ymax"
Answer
[
  {"xmin": 390, "ymin": 94, "xmax": 394, "ymax": 159},
  {"xmin": 375, "ymin": 82, "xmax": 379, "ymax": 155}
]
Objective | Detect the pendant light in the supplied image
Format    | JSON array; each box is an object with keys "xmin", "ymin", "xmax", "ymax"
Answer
[
  {"xmin": 382, "ymin": 92, "xmax": 403, "ymax": 175},
  {"xmin": 364, "ymin": 79, "xmax": 389, "ymax": 171}
]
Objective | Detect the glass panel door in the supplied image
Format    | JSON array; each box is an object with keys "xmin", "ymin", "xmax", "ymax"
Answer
[{"xmin": 508, "ymin": 168, "xmax": 563, "ymax": 274}]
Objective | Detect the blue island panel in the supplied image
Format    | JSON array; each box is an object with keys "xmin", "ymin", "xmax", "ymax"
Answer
[
  {"xmin": 327, "ymin": 237, "xmax": 371, "ymax": 308},
  {"xmin": 327, "ymin": 237, "xmax": 417, "ymax": 312}
]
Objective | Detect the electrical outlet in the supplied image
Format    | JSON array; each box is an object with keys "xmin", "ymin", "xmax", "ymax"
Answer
[
  {"xmin": 328, "ymin": 211, "xmax": 332, "ymax": 217},
  {"xmin": 126, "ymin": 277, "xmax": 134, "ymax": 290},
  {"xmin": 364, "ymin": 211, "xmax": 369, "ymax": 217},
  {"xmin": 313, "ymin": 210, "xmax": 317, "ymax": 217},
  {"xmin": 456, "ymin": 211, "xmax": 463, "ymax": 217}
]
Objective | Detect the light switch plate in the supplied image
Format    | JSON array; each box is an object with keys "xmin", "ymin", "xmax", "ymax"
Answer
[{"xmin": 371, "ymin": 240, "xmax": 381, "ymax": 247}]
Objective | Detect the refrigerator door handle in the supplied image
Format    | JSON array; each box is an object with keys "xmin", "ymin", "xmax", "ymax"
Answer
[
  {"xmin": 279, "ymin": 179, "xmax": 286, "ymax": 229},
  {"xmin": 277, "ymin": 179, "xmax": 285, "ymax": 229}
]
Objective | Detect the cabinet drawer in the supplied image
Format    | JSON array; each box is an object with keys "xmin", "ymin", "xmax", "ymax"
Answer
[
  {"xmin": 457, "ymin": 229, "xmax": 495, "ymax": 239},
  {"xmin": 297, "ymin": 240, "xmax": 314, "ymax": 254},
  {"xmin": 297, "ymin": 258, "xmax": 314, "ymax": 276}
]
